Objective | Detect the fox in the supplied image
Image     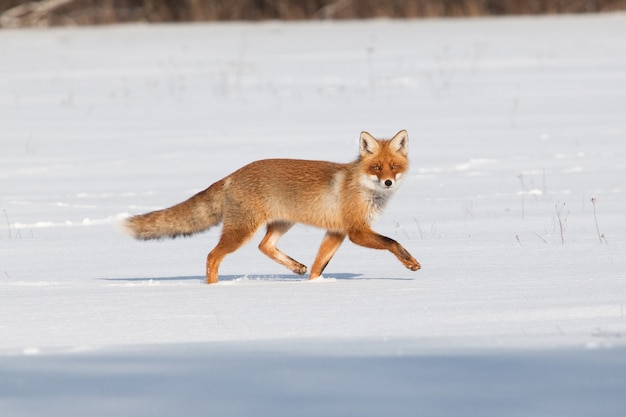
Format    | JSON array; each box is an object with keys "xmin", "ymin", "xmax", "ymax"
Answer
[{"xmin": 124, "ymin": 130, "xmax": 421, "ymax": 284}]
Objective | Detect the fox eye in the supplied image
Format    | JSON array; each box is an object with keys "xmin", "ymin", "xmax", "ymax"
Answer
[
  {"xmin": 372, "ymin": 165, "xmax": 381, "ymax": 171},
  {"xmin": 391, "ymin": 164, "xmax": 399, "ymax": 170}
]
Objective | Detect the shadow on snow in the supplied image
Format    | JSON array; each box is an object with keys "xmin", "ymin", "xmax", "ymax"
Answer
[{"xmin": 99, "ymin": 273, "xmax": 413, "ymax": 283}]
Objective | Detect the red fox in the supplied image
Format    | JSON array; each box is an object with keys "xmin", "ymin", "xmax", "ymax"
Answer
[{"xmin": 124, "ymin": 130, "xmax": 421, "ymax": 284}]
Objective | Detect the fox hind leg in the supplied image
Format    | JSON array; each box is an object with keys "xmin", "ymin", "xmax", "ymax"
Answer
[
  {"xmin": 258, "ymin": 221, "xmax": 307, "ymax": 275},
  {"xmin": 206, "ymin": 222, "xmax": 259, "ymax": 284}
]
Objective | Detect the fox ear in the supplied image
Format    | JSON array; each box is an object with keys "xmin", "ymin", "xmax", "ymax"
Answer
[
  {"xmin": 390, "ymin": 130, "xmax": 409, "ymax": 156},
  {"xmin": 359, "ymin": 131, "xmax": 380, "ymax": 157}
]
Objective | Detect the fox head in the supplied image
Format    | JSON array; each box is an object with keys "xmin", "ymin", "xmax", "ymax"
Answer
[{"xmin": 359, "ymin": 130, "xmax": 409, "ymax": 192}]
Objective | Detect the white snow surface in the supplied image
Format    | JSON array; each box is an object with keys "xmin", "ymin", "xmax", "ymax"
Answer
[{"xmin": 2, "ymin": 14, "xmax": 626, "ymax": 416}]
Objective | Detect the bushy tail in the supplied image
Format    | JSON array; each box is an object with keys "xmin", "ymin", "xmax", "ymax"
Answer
[{"xmin": 124, "ymin": 180, "xmax": 225, "ymax": 240}]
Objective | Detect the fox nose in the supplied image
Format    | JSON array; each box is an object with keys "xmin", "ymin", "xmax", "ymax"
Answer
[{"xmin": 384, "ymin": 179, "xmax": 393, "ymax": 187}]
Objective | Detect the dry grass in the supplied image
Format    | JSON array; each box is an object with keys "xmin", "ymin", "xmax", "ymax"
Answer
[{"xmin": 1, "ymin": 0, "xmax": 626, "ymax": 27}]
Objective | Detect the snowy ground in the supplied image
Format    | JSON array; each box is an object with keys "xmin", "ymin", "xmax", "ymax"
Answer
[{"xmin": 1, "ymin": 14, "xmax": 626, "ymax": 416}]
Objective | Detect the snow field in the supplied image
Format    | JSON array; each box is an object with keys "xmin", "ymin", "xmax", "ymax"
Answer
[{"xmin": 1, "ymin": 13, "xmax": 626, "ymax": 416}]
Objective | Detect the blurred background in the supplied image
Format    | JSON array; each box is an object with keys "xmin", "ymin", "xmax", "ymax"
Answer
[{"xmin": 2, "ymin": 0, "xmax": 626, "ymax": 27}]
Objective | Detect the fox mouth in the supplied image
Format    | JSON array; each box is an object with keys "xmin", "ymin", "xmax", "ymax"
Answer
[
  {"xmin": 378, "ymin": 175, "xmax": 405, "ymax": 190},
  {"xmin": 360, "ymin": 173, "xmax": 403, "ymax": 192},
  {"xmin": 375, "ymin": 177, "xmax": 399, "ymax": 191}
]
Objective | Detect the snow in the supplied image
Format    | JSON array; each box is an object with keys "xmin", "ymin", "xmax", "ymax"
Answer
[{"xmin": 1, "ymin": 14, "xmax": 626, "ymax": 416}]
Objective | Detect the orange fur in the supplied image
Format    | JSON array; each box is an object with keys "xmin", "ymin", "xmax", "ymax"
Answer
[{"xmin": 124, "ymin": 130, "xmax": 421, "ymax": 284}]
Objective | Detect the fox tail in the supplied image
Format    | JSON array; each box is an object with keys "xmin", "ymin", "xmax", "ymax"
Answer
[{"xmin": 123, "ymin": 180, "xmax": 225, "ymax": 240}]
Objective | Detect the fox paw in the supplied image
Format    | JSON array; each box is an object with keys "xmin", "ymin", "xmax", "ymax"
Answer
[
  {"xmin": 292, "ymin": 264, "xmax": 308, "ymax": 275},
  {"xmin": 406, "ymin": 260, "xmax": 421, "ymax": 271}
]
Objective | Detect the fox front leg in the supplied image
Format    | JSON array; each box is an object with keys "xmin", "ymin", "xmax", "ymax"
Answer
[
  {"xmin": 309, "ymin": 231, "xmax": 346, "ymax": 279},
  {"xmin": 348, "ymin": 229, "xmax": 421, "ymax": 271}
]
